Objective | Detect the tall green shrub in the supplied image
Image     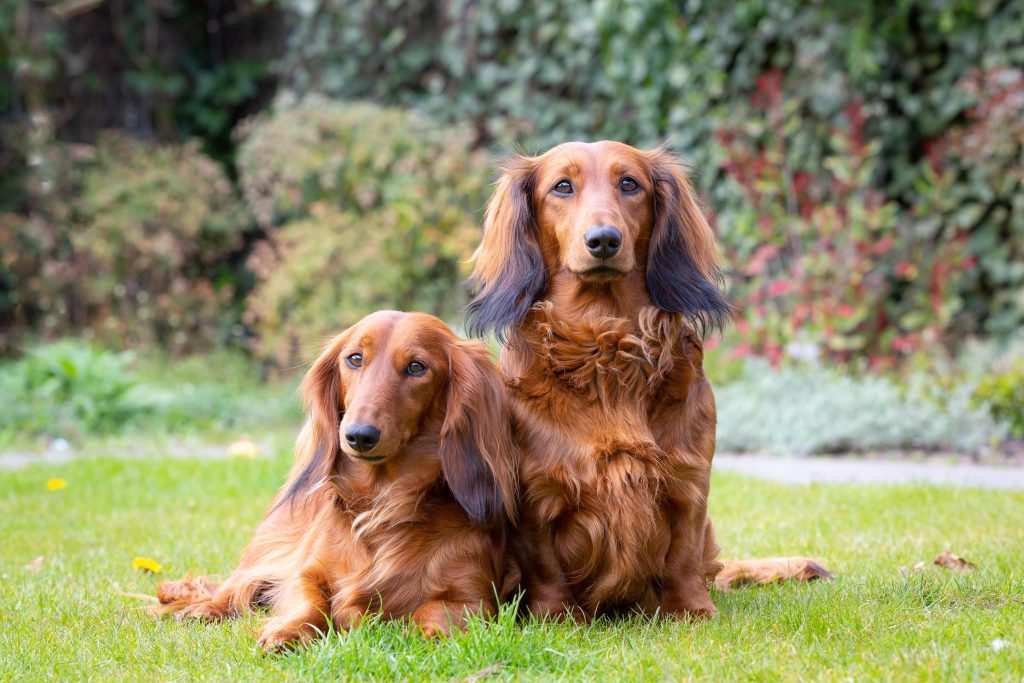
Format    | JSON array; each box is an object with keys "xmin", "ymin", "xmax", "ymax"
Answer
[
  {"xmin": 0, "ymin": 133, "xmax": 248, "ymax": 353},
  {"xmin": 237, "ymin": 100, "xmax": 489, "ymax": 366}
]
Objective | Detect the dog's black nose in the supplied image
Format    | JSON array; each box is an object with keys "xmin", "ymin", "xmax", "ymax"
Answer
[
  {"xmin": 345, "ymin": 423, "xmax": 381, "ymax": 452},
  {"xmin": 584, "ymin": 225, "xmax": 622, "ymax": 259}
]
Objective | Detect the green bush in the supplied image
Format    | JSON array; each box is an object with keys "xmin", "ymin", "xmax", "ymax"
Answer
[
  {"xmin": 973, "ymin": 359, "xmax": 1024, "ymax": 440},
  {"xmin": 0, "ymin": 341, "xmax": 303, "ymax": 443},
  {"xmin": 237, "ymin": 100, "xmax": 489, "ymax": 366},
  {"xmin": 0, "ymin": 133, "xmax": 249, "ymax": 354},
  {"xmin": 72, "ymin": 133, "xmax": 249, "ymax": 350},
  {"xmin": 925, "ymin": 66, "xmax": 1024, "ymax": 336},
  {"xmin": 0, "ymin": 341, "xmax": 145, "ymax": 439}
]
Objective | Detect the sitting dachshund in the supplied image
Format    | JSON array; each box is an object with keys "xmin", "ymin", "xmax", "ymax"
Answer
[
  {"xmin": 156, "ymin": 311, "xmax": 518, "ymax": 651},
  {"xmin": 467, "ymin": 141, "xmax": 829, "ymax": 620}
]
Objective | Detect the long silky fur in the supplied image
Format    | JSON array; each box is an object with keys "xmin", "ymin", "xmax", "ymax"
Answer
[
  {"xmin": 465, "ymin": 157, "xmax": 547, "ymax": 341},
  {"xmin": 155, "ymin": 315, "xmax": 519, "ymax": 647},
  {"xmin": 647, "ymin": 147, "xmax": 732, "ymax": 335},
  {"xmin": 475, "ymin": 141, "xmax": 826, "ymax": 621}
]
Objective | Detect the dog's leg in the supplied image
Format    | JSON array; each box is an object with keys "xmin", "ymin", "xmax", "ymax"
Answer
[
  {"xmin": 411, "ymin": 598, "xmax": 495, "ymax": 638},
  {"xmin": 330, "ymin": 598, "xmax": 369, "ymax": 632},
  {"xmin": 513, "ymin": 530, "xmax": 583, "ymax": 620},
  {"xmin": 176, "ymin": 582, "xmax": 237, "ymax": 621},
  {"xmin": 169, "ymin": 564, "xmax": 275, "ymax": 621},
  {"xmin": 256, "ymin": 570, "xmax": 330, "ymax": 653},
  {"xmin": 660, "ymin": 502, "xmax": 718, "ymax": 619}
]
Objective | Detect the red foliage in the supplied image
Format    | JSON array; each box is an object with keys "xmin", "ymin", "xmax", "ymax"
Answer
[{"xmin": 715, "ymin": 77, "xmax": 974, "ymax": 367}]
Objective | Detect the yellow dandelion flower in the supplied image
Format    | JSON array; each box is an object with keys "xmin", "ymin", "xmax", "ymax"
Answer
[
  {"xmin": 46, "ymin": 478, "xmax": 68, "ymax": 491},
  {"xmin": 132, "ymin": 556, "xmax": 163, "ymax": 574}
]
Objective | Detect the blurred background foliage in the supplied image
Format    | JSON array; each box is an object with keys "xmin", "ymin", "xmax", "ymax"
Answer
[
  {"xmin": 236, "ymin": 100, "xmax": 489, "ymax": 366},
  {"xmin": 1, "ymin": 0, "xmax": 1022, "ymax": 452}
]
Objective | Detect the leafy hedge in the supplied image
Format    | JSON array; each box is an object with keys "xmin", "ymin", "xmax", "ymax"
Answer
[
  {"xmin": 3, "ymin": 1, "xmax": 1022, "ymax": 373},
  {"xmin": 280, "ymin": 0, "xmax": 1024, "ymax": 363},
  {"xmin": 0, "ymin": 133, "xmax": 247, "ymax": 353},
  {"xmin": 237, "ymin": 100, "xmax": 490, "ymax": 366},
  {"xmin": 1, "ymin": 100, "xmax": 490, "ymax": 364},
  {"xmin": 714, "ymin": 91, "xmax": 970, "ymax": 368}
]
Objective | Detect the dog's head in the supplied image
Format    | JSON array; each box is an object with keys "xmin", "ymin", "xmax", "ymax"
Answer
[
  {"xmin": 467, "ymin": 141, "xmax": 730, "ymax": 338},
  {"xmin": 281, "ymin": 311, "xmax": 516, "ymax": 526}
]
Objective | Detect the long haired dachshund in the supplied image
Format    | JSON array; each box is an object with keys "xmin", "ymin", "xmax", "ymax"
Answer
[
  {"xmin": 156, "ymin": 311, "xmax": 518, "ymax": 650},
  {"xmin": 467, "ymin": 141, "xmax": 827, "ymax": 620}
]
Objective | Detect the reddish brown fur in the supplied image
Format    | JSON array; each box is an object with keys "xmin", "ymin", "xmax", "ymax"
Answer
[
  {"xmin": 469, "ymin": 141, "xmax": 827, "ymax": 620},
  {"xmin": 156, "ymin": 311, "xmax": 518, "ymax": 650}
]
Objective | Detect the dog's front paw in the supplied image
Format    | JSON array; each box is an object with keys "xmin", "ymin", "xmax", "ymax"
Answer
[
  {"xmin": 257, "ymin": 621, "xmax": 314, "ymax": 653},
  {"xmin": 662, "ymin": 591, "xmax": 717, "ymax": 620},
  {"xmin": 331, "ymin": 604, "xmax": 366, "ymax": 631},
  {"xmin": 411, "ymin": 601, "xmax": 461, "ymax": 639},
  {"xmin": 527, "ymin": 596, "xmax": 584, "ymax": 623}
]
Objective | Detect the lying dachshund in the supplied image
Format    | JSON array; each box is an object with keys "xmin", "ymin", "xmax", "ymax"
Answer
[
  {"xmin": 156, "ymin": 311, "xmax": 518, "ymax": 650},
  {"xmin": 467, "ymin": 141, "xmax": 828, "ymax": 620}
]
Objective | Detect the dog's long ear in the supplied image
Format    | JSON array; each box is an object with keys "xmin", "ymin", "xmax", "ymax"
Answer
[
  {"xmin": 466, "ymin": 155, "xmax": 546, "ymax": 341},
  {"xmin": 646, "ymin": 147, "xmax": 731, "ymax": 334},
  {"xmin": 439, "ymin": 340, "xmax": 518, "ymax": 526},
  {"xmin": 275, "ymin": 330, "xmax": 350, "ymax": 510}
]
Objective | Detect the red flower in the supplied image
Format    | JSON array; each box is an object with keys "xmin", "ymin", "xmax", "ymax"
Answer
[
  {"xmin": 730, "ymin": 343, "xmax": 753, "ymax": 359},
  {"xmin": 891, "ymin": 335, "xmax": 917, "ymax": 353},
  {"xmin": 872, "ymin": 238, "xmax": 895, "ymax": 255},
  {"xmin": 895, "ymin": 262, "xmax": 918, "ymax": 278},
  {"xmin": 743, "ymin": 244, "xmax": 780, "ymax": 276}
]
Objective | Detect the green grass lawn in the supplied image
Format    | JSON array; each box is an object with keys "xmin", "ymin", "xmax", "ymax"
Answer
[{"xmin": 2, "ymin": 454, "xmax": 1022, "ymax": 681}]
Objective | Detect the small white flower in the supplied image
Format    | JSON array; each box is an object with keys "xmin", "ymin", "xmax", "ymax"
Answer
[{"xmin": 991, "ymin": 639, "xmax": 1008, "ymax": 652}]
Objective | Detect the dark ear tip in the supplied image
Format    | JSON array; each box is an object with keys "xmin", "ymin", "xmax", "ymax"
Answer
[
  {"xmin": 696, "ymin": 303, "xmax": 733, "ymax": 337},
  {"xmin": 467, "ymin": 504, "xmax": 502, "ymax": 527},
  {"xmin": 648, "ymin": 275, "xmax": 732, "ymax": 337},
  {"xmin": 463, "ymin": 300, "xmax": 508, "ymax": 341},
  {"xmin": 453, "ymin": 483, "xmax": 504, "ymax": 527},
  {"xmin": 464, "ymin": 290, "xmax": 533, "ymax": 342}
]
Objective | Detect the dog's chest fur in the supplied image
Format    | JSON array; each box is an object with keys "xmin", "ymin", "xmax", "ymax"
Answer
[
  {"xmin": 333, "ymin": 476, "xmax": 473, "ymax": 616},
  {"xmin": 507, "ymin": 304, "xmax": 700, "ymax": 608}
]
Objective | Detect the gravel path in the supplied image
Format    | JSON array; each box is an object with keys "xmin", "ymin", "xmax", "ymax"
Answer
[
  {"xmin": 4, "ymin": 446, "xmax": 1024, "ymax": 490},
  {"xmin": 715, "ymin": 454, "xmax": 1024, "ymax": 490},
  {"xmin": 0, "ymin": 443, "xmax": 236, "ymax": 471}
]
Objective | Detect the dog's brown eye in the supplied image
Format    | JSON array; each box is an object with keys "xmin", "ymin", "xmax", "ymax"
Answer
[
  {"xmin": 552, "ymin": 179, "xmax": 574, "ymax": 196},
  {"xmin": 406, "ymin": 361, "xmax": 427, "ymax": 376},
  {"xmin": 619, "ymin": 177, "xmax": 639, "ymax": 193},
  {"xmin": 345, "ymin": 353, "xmax": 363, "ymax": 369}
]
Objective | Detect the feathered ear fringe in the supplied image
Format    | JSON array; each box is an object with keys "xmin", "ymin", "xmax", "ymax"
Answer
[
  {"xmin": 272, "ymin": 331, "xmax": 350, "ymax": 513},
  {"xmin": 466, "ymin": 156, "xmax": 546, "ymax": 341},
  {"xmin": 646, "ymin": 147, "xmax": 732, "ymax": 335},
  {"xmin": 438, "ymin": 340, "xmax": 518, "ymax": 526}
]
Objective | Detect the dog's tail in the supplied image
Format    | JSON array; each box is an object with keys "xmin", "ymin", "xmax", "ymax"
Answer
[
  {"xmin": 153, "ymin": 574, "xmax": 220, "ymax": 614},
  {"xmin": 714, "ymin": 557, "xmax": 832, "ymax": 590}
]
